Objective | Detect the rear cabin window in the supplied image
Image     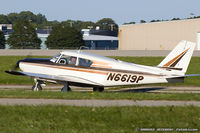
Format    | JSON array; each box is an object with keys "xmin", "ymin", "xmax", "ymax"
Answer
[{"xmin": 78, "ymin": 58, "xmax": 92, "ymax": 67}]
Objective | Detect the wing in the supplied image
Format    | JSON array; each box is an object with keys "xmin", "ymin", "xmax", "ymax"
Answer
[
  {"xmin": 5, "ymin": 70, "xmax": 66, "ymax": 81},
  {"xmin": 184, "ymin": 74, "xmax": 200, "ymax": 77},
  {"xmin": 5, "ymin": 70, "xmax": 103, "ymax": 86}
]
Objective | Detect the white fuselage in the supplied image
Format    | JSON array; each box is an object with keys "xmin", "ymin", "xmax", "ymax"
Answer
[
  {"xmin": 19, "ymin": 58, "xmax": 182, "ymax": 87},
  {"xmin": 11, "ymin": 40, "xmax": 197, "ymax": 88}
]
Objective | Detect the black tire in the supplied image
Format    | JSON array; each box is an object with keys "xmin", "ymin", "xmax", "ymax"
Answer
[
  {"xmin": 32, "ymin": 85, "xmax": 36, "ymax": 91},
  {"xmin": 38, "ymin": 85, "xmax": 42, "ymax": 90},
  {"xmin": 98, "ymin": 87, "xmax": 104, "ymax": 92},
  {"xmin": 93, "ymin": 87, "xmax": 104, "ymax": 92},
  {"xmin": 61, "ymin": 86, "xmax": 71, "ymax": 92},
  {"xmin": 32, "ymin": 84, "xmax": 42, "ymax": 91},
  {"xmin": 93, "ymin": 87, "xmax": 97, "ymax": 92},
  {"xmin": 68, "ymin": 86, "xmax": 71, "ymax": 91}
]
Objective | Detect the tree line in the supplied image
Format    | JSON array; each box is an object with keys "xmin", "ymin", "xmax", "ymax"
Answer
[
  {"xmin": 0, "ymin": 11, "xmax": 47, "ymax": 27},
  {"xmin": 0, "ymin": 11, "xmax": 118, "ymax": 31},
  {"xmin": 123, "ymin": 16, "xmax": 200, "ymax": 25},
  {"xmin": 1, "ymin": 20, "xmax": 85, "ymax": 49},
  {"xmin": 0, "ymin": 11, "xmax": 119, "ymax": 49},
  {"xmin": 1, "ymin": 11, "xmax": 200, "ymax": 49}
]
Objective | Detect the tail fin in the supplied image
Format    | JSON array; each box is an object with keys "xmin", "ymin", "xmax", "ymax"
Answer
[{"xmin": 158, "ymin": 40, "xmax": 196, "ymax": 74}]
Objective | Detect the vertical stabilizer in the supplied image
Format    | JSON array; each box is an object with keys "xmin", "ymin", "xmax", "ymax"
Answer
[{"xmin": 158, "ymin": 40, "xmax": 196, "ymax": 73}]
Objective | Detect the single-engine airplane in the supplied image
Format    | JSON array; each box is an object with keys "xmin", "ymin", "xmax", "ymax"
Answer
[{"xmin": 5, "ymin": 40, "xmax": 200, "ymax": 92}]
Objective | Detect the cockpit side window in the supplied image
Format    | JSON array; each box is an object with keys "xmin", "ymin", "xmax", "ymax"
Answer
[
  {"xmin": 78, "ymin": 58, "xmax": 92, "ymax": 67},
  {"xmin": 57, "ymin": 55, "xmax": 77, "ymax": 65},
  {"xmin": 68, "ymin": 56, "xmax": 77, "ymax": 65}
]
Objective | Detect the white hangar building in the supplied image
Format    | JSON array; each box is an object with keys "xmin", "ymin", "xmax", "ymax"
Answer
[{"xmin": 119, "ymin": 19, "xmax": 200, "ymax": 50}]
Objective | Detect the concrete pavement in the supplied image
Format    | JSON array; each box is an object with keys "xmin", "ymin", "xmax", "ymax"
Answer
[
  {"xmin": 0, "ymin": 98, "xmax": 200, "ymax": 106},
  {"xmin": 1, "ymin": 85, "xmax": 200, "ymax": 93},
  {"xmin": 1, "ymin": 49, "xmax": 200, "ymax": 56}
]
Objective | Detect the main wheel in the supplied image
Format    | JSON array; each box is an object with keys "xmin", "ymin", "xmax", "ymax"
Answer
[
  {"xmin": 93, "ymin": 87, "xmax": 104, "ymax": 92},
  {"xmin": 61, "ymin": 86, "xmax": 71, "ymax": 92},
  {"xmin": 98, "ymin": 87, "xmax": 104, "ymax": 92},
  {"xmin": 93, "ymin": 87, "xmax": 97, "ymax": 91}
]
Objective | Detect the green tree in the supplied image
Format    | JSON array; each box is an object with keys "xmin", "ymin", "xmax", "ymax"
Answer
[
  {"xmin": 123, "ymin": 22, "xmax": 136, "ymax": 25},
  {"xmin": 61, "ymin": 20, "xmax": 96, "ymax": 31},
  {"xmin": 7, "ymin": 20, "xmax": 41, "ymax": 49},
  {"xmin": 150, "ymin": 20, "xmax": 161, "ymax": 22},
  {"xmin": 140, "ymin": 20, "xmax": 146, "ymax": 23},
  {"xmin": 36, "ymin": 20, "xmax": 59, "ymax": 29},
  {"xmin": 18, "ymin": 11, "xmax": 36, "ymax": 22},
  {"xmin": 80, "ymin": 21, "xmax": 96, "ymax": 30},
  {"xmin": 171, "ymin": 18, "xmax": 180, "ymax": 21},
  {"xmin": 7, "ymin": 11, "xmax": 47, "ymax": 28},
  {"xmin": 36, "ymin": 13, "xmax": 47, "ymax": 24},
  {"xmin": 45, "ymin": 24, "xmax": 84, "ymax": 49},
  {"xmin": 0, "ymin": 31, "xmax": 5, "ymax": 49},
  {"xmin": 0, "ymin": 14, "xmax": 9, "ymax": 24},
  {"xmin": 96, "ymin": 18, "xmax": 118, "ymax": 31},
  {"xmin": 7, "ymin": 13, "xmax": 19, "ymax": 23}
]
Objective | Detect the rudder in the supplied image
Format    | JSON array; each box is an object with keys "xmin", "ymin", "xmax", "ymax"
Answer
[{"xmin": 158, "ymin": 40, "xmax": 196, "ymax": 74}]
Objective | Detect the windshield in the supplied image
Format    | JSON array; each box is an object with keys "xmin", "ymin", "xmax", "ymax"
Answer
[{"xmin": 50, "ymin": 53, "xmax": 61, "ymax": 63}]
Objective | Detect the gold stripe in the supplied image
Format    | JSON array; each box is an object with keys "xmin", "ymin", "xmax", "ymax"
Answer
[
  {"xmin": 21, "ymin": 62, "xmax": 164, "ymax": 77},
  {"xmin": 22, "ymin": 62, "xmax": 109, "ymax": 75},
  {"xmin": 163, "ymin": 48, "xmax": 189, "ymax": 67}
]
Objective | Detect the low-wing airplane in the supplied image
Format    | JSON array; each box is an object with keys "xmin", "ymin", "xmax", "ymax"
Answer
[{"xmin": 5, "ymin": 40, "xmax": 200, "ymax": 92}]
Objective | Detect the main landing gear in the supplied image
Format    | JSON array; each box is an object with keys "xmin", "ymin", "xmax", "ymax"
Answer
[
  {"xmin": 32, "ymin": 79, "xmax": 71, "ymax": 92},
  {"xmin": 93, "ymin": 87, "xmax": 104, "ymax": 92},
  {"xmin": 61, "ymin": 82, "xmax": 71, "ymax": 92},
  {"xmin": 32, "ymin": 79, "xmax": 104, "ymax": 92}
]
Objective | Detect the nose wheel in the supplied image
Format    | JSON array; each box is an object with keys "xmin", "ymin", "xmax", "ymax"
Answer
[{"xmin": 32, "ymin": 79, "xmax": 44, "ymax": 91}]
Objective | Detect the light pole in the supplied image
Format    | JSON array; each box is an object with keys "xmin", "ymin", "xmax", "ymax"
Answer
[{"xmin": 110, "ymin": 24, "xmax": 114, "ymax": 31}]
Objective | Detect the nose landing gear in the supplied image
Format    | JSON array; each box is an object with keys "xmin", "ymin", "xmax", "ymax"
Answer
[{"xmin": 32, "ymin": 79, "xmax": 45, "ymax": 91}]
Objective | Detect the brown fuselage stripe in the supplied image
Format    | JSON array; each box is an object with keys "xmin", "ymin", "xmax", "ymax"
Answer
[
  {"xmin": 21, "ymin": 62, "xmax": 164, "ymax": 77},
  {"xmin": 163, "ymin": 48, "xmax": 189, "ymax": 67},
  {"xmin": 22, "ymin": 62, "xmax": 109, "ymax": 75}
]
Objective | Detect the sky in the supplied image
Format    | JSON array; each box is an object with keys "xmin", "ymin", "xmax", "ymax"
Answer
[{"xmin": 1, "ymin": 0, "xmax": 200, "ymax": 25}]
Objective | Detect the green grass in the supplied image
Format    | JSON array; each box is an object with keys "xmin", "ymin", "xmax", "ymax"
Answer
[
  {"xmin": 0, "ymin": 56, "xmax": 200, "ymax": 85},
  {"xmin": 0, "ymin": 56, "xmax": 49, "ymax": 84},
  {"xmin": 1, "ymin": 56, "xmax": 200, "ymax": 133},
  {"xmin": 0, "ymin": 105, "xmax": 199, "ymax": 133},
  {"xmin": 1, "ymin": 90, "xmax": 200, "ymax": 101}
]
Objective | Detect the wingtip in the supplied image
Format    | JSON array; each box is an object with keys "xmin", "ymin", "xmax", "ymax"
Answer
[
  {"xmin": 5, "ymin": 70, "xmax": 11, "ymax": 73},
  {"xmin": 4, "ymin": 70, "xmax": 24, "ymax": 76}
]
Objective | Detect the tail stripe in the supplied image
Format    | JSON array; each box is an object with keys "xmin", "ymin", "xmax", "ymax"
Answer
[{"xmin": 163, "ymin": 48, "xmax": 189, "ymax": 67}]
